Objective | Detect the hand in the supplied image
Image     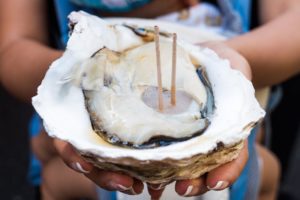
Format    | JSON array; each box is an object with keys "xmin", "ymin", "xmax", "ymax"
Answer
[
  {"xmin": 53, "ymin": 139, "xmax": 144, "ymax": 195},
  {"xmin": 175, "ymin": 42, "xmax": 251, "ymax": 196},
  {"xmin": 54, "ymin": 42, "xmax": 250, "ymax": 198},
  {"xmin": 201, "ymin": 41, "xmax": 252, "ymax": 80},
  {"xmin": 54, "ymin": 41, "xmax": 250, "ymax": 199},
  {"xmin": 146, "ymin": 141, "xmax": 248, "ymax": 199},
  {"xmin": 147, "ymin": 42, "xmax": 251, "ymax": 199},
  {"xmin": 101, "ymin": 0, "xmax": 199, "ymax": 18},
  {"xmin": 176, "ymin": 141, "xmax": 248, "ymax": 196}
]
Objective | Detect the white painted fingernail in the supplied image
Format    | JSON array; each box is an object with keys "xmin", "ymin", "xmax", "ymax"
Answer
[
  {"xmin": 149, "ymin": 183, "xmax": 165, "ymax": 190},
  {"xmin": 129, "ymin": 187, "xmax": 138, "ymax": 195},
  {"xmin": 70, "ymin": 162, "xmax": 90, "ymax": 174},
  {"xmin": 183, "ymin": 185, "xmax": 194, "ymax": 196},
  {"xmin": 116, "ymin": 184, "xmax": 131, "ymax": 191},
  {"xmin": 207, "ymin": 181, "xmax": 229, "ymax": 190},
  {"xmin": 116, "ymin": 184, "xmax": 137, "ymax": 195}
]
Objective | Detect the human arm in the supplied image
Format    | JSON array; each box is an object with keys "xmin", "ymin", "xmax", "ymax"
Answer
[
  {"xmin": 226, "ymin": 0, "xmax": 300, "ymax": 88},
  {"xmin": 0, "ymin": 0, "xmax": 61, "ymax": 102},
  {"xmin": 99, "ymin": 0, "xmax": 198, "ymax": 18}
]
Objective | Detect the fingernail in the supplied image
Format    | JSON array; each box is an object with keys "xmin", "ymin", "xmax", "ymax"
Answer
[
  {"xmin": 116, "ymin": 184, "xmax": 131, "ymax": 191},
  {"xmin": 183, "ymin": 185, "xmax": 194, "ymax": 196},
  {"xmin": 207, "ymin": 181, "xmax": 229, "ymax": 190},
  {"xmin": 116, "ymin": 184, "xmax": 137, "ymax": 195},
  {"xmin": 149, "ymin": 183, "xmax": 165, "ymax": 190},
  {"xmin": 70, "ymin": 162, "xmax": 90, "ymax": 174}
]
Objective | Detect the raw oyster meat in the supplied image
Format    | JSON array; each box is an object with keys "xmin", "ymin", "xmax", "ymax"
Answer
[
  {"xmin": 81, "ymin": 41, "xmax": 212, "ymax": 149},
  {"xmin": 32, "ymin": 11, "xmax": 265, "ymax": 184}
]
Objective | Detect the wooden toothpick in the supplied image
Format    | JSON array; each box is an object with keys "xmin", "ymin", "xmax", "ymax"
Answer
[
  {"xmin": 154, "ymin": 26, "xmax": 164, "ymax": 112},
  {"xmin": 171, "ymin": 33, "xmax": 177, "ymax": 106}
]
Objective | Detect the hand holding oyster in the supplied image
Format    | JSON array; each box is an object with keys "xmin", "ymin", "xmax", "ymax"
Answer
[{"xmin": 32, "ymin": 11, "xmax": 265, "ymax": 191}]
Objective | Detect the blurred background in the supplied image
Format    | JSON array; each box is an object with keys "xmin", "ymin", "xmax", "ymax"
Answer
[
  {"xmin": 0, "ymin": 86, "xmax": 36, "ymax": 199},
  {"xmin": 271, "ymin": 76, "xmax": 300, "ymax": 200}
]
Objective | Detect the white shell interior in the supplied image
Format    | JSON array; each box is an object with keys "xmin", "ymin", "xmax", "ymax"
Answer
[{"xmin": 32, "ymin": 11, "xmax": 265, "ymax": 160}]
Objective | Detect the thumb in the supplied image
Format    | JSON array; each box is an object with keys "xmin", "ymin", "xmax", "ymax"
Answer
[
  {"xmin": 206, "ymin": 140, "xmax": 249, "ymax": 190},
  {"xmin": 53, "ymin": 138, "xmax": 93, "ymax": 174}
]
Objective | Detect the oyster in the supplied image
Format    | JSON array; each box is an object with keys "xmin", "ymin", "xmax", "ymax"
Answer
[
  {"xmin": 32, "ymin": 11, "xmax": 265, "ymax": 184},
  {"xmin": 81, "ymin": 41, "xmax": 212, "ymax": 149}
]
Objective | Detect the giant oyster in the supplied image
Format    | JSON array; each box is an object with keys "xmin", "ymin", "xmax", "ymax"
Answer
[{"xmin": 32, "ymin": 11, "xmax": 265, "ymax": 184}]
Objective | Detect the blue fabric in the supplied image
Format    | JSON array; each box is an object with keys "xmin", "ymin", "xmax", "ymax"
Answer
[
  {"xmin": 53, "ymin": 0, "xmax": 93, "ymax": 45},
  {"xmin": 230, "ymin": 128, "xmax": 259, "ymax": 200},
  {"xmin": 28, "ymin": 154, "xmax": 42, "ymax": 186},
  {"xmin": 97, "ymin": 188, "xmax": 117, "ymax": 200},
  {"xmin": 53, "ymin": 0, "xmax": 150, "ymax": 46},
  {"xmin": 70, "ymin": 0, "xmax": 150, "ymax": 12},
  {"xmin": 29, "ymin": 113, "xmax": 42, "ymax": 137},
  {"xmin": 28, "ymin": 113, "xmax": 42, "ymax": 185},
  {"xmin": 216, "ymin": 0, "xmax": 251, "ymax": 35},
  {"xmin": 230, "ymin": 0, "xmax": 251, "ymax": 32}
]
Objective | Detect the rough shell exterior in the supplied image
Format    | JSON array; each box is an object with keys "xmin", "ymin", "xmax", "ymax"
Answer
[{"xmin": 81, "ymin": 142, "xmax": 243, "ymax": 184}]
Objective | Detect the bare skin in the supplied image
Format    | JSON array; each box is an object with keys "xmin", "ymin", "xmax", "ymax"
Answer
[
  {"xmin": 226, "ymin": 1, "xmax": 300, "ymax": 88},
  {"xmin": 0, "ymin": 0, "xmax": 62, "ymax": 102},
  {"xmin": 32, "ymin": 130, "xmax": 98, "ymax": 200}
]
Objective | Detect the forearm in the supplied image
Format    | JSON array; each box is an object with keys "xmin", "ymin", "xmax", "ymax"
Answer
[
  {"xmin": 0, "ymin": 39, "xmax": 62, "ymax": 102},
  {"xmin": 226, "ymin": 6, "xmax": 300, "ymax": 88},
  {"xmin": 100, "ymin": 0, "xmax": 195, "ymax": 18}
]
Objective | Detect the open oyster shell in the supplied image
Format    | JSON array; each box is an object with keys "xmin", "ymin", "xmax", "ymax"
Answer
[{"xmin": 32, "ymin": 11, "xmax": 265, "ymax": 184}]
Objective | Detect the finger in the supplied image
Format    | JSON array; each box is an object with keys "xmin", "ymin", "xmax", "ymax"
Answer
[
  {"xmin": 175, "ymin": 177, "xmax": 208, "ymax": 197},
  {"xmin": 206, "ymin": 141, "xmax": 249, "ymax": 190},
  {"xmin": 54, "ymin": 139, "xmax": 144, "ymax": 195},
  {"xmin": 86, "ymin": 170, "xmax": 143, "ymax": 195},
  {"xmin": 147, "ymin": 183, "xmax": 166, "ymax": 200},
  {"xmin": 53, "ymin": 139, "xmax": 93, "ymax": 174},
  {"xmin": 125, "ymin": 178, "xmax": 144, "ymax": 195},
  {"xmin": 200, "ymin": 41, "xmax": 252, "ymax": 80}
]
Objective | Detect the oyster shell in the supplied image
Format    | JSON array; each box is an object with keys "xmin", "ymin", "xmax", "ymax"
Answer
[{"xmin": 32, "ymin": 11, "xmax": 265, "ymax": 184}]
